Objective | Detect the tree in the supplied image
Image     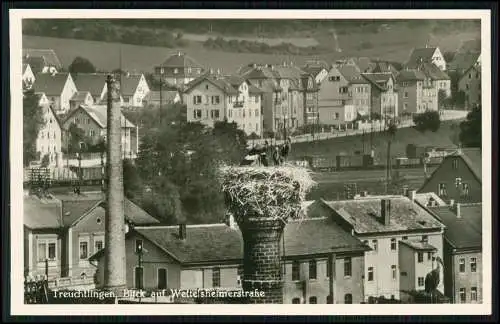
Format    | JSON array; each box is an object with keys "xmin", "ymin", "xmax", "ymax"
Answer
[
  {"xmin": 23, "ymin": 87, "xmax": 44, "ymax": 166},
  {"xmin": 438, "ymin": 89, "xmax": 448, "ymax": 110},
  {"xmin": 66, "ymin": 123, "xmax": 88, "ymax": 153},
  {"xmin": 69, "ymin": 56, "xmax": 97, "ymax": 74},
  {"xmin": 459, "ymin": 105, "xmax": 481, "ymax": 147},
  {"xmin": 413, "ymin": 111, "xmax": 441, "ymax": 132},
  {"xmin": 41, "ymin": 154, "xmax": 50, "ymax": 167},
  {"xmin": 443, "ymin": 51, "xmax": 456, "ymax": 63}
]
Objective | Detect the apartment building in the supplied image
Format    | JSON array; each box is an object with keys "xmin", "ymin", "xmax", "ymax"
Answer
[
  {"xmin": 362, "ymin": 72, "xmax": 398, "ymax": 118},
  {"xmin": 321, "ymin": 194, "xmax": 445, "ymax": 301},
  {"xmin": 35, "ymin": 94, "xmax": 63, "ymax": 166},
  {"xmin": 405, "ymin": 46, "xmax": 447, "ymax": 71},
  {"xmin": 183, "ymin": 73, "xmax": 263, "ymax": 137},
  {"xmin": 155, "ymin": 51, "xmax": 205, "ymax": 88}
]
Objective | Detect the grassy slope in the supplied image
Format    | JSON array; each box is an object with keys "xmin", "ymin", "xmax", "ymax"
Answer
[
  {"xmin": 290, "ymin": 120, "xmax": 461, "ymax": 163},
  {"xmin": 23, "ymin": 21, "xmax": 479, "ymax": 74}
]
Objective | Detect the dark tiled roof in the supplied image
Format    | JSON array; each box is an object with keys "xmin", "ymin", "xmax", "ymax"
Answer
[
  {"xmin": 361, "ymin": 72, "xmax": 393, "ymax": 90},
  {"xmin": 33, "ymin": 73, "xmax": 71, "ymax": 96},
  {"xmin": 248, "ymin": 84, "xmax": 264, "ymax": 94},
  {"xmin": 23, "ymin": 49, "xmax": 62, "ymax": 69},
  {"xmin": 70, "ymin": 91, "xmax": 91, "ymax": 102},
  {"xmin": 61, "ymin": 197, "xmax": 103, "ymax": 226},
  {"xmin": 24, "ymin": 57, "xmax": 46, "ymax": 74},
  {"xmin": 120, "ymin": 74, "xmax": 144, "ymax": 97},
  {"xmin": 406, "ymin": 47, "xmax": 438, "ymax": 68},
  {"xmin": 429, "ymin": 204, "xmax": 482, "ymax": 250},
  {"xmin": 302, "ymin": 66, "xmax": 325, "ymax": 78},
  {"xmin": 338, "ymin": 65, "xmax": 367, "ymax": 84},
  {"xmin": 71, "ymin": 73, "xmax": 107, "ymax": 98},
  {"xmin": 24, "ymin": 196, "xmax": 62, "ymax": 229},
  {"xmin": 184, "ymin": 74, "xmax": 240, "ymax": 95},
  {"xmin": 67, "ymin": 105, "xmax": 135, "ymax": 129},
  {"xmin": 450, "ymin": 148, "xmax": 482, "ymax": 181},
  {"xmin": 400, "ymin": 240, "xmax": 437, "ymax": 251},
  {"xmin": 144, "ymin": 90, "xmax": 180, "ymax": 103},
  {"xmin": 397, "ymin": 70, "xmax": 426, "ymax": 82},
  {"xmin": 160, "ymin": 52, "xmax": 204, "ymax": 69},
  {"xmin": 304, "ymin": 60, "xmax": 330, "ymax": 70},
  {"xmin": 448, "ymin": 52, "xmax": 480, "ymax": 73},
  {"xmin": 135, "ymin": 225, "xmax": 243, "ymax": 264},
  {"xmin": 124, "ymin": 199, "xmax": 161, "ymax": 225},
  {"xmin": 324, "ymin": 197, "xmax": 444, "ymax": 234},
  {"xmin": 418, "ymin": 63, "xmax": 450, "ymax": 80}
]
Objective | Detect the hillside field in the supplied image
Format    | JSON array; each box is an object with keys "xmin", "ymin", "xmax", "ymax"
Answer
[{"xmin": 290, "ymin": 120, "xmax": 461, "ymax": 164}]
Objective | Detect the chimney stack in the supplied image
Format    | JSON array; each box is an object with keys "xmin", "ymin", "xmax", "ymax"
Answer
[
  {"xmin": 402, "ymin": 186, "xmax": 409, "ymax": 197},
  {"xmin": 381, "ymin": 199, "xmax": 391, "ymax": 226},
  {"xmin": 408, "ymin": 190, "xmax": 416, "ymax": 202},
  {"xmin": 103, "ymin": 75, "xmax": 127, "ymax": 295},
  {"xmin": 455, "ymin": 203, "xmax": 461, "ymax": 218},
  {"xmin": 179, "ymin": 223, "xmax": 187, "ymax": 240}
]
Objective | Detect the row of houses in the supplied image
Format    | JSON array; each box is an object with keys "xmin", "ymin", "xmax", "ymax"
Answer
[{"xmin": 24, "ymin": 147, "xmax": 483, "ymax": 303}]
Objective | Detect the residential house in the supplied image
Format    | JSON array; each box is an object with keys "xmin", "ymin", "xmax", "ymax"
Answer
[
  {"xmin": 183, "ymin": 73, "xmax": 263, "ymax": 137},
  {"xmin": 422, "ymin": 63, "xmax": 452, "ymax": 101},
  {"xmin": 71, "ymin": 73, "xmax": 108, "ymax": 104},
  {"xmin": 321, "ymin": 193, "xmax": 446, "ymax": 301},
  {"xmin": 24, "ymin": 192, "xmax": 160, "ymax": 279},
  {"xmin": 143, "ymin": 90, "xmax": 182, "ymax": 107},
  {"xmin": 69, "ymin": 91, "xmax": 94, "ymax": 112},
  {"xmin": 91, "ymin": 212, "xmax": 369, "ymax": 304},
  {"xmin": 419, "ymin": 148, "xmax": 482, "ymax": 204},
  {"xmin": 362, "ymin": 72, "xmax": 398, "ymax": 118},
  {"xmin": 458, "ymin": 63, "xmax": 481, "ymax": 110},
  {"xmin": 62, "ymin": 104, "xmax": 139, "ymax": 158},
  {"xmin": 23, "ymin": 63, "xmax": 36, "ymax": 86},
  {"xmin": 405, "ymin": 46, "xmax": 447, "ymax": 71},
  {"xmin": 370, "ymin": 60, "xmax": 401, "ymax": 76},
  {"xmin": 32, "ymin": 72, "xmax": 78, "ymax": 114},
  {"xmin": 396, "ymin": 69, "xmax": 427, "ymax": 115},
  {"xmin": 155, "ymin": 51, "xmax": 205, "ymax": 88},
  {"xmin": 113, "ymin": 74, "xmax": 150, "ymax": 108},
  {"xmin": 429, "ymin": 202, "xmax": 482, "ymax": 303},
  {"xmin": 23, "ymin": 48, "xmax": 62, "ymax": 74},
  {"xmin": 35, "ymin": 94, "xmax": 63, "ymax": 166},
  {"xmin": 302, "ymin": 60, "xmax": 330, "ymax": 85}
]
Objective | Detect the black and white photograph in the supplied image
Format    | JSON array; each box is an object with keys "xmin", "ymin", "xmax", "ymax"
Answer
[{"xmin": 9, "ymin": 9, "xmax": 492, "ymax": 316}]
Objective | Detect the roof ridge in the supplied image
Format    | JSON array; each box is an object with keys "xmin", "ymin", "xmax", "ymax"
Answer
[{"xmin": 135, "ymin": 223, "xmax": 229, "ymax": 230}]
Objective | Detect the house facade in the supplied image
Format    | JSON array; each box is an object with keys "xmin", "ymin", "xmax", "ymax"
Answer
[
  {"xmin": 32, "ymin": 73, "xmax": 78, "ymax": 114},
  {"xmin": 419, "ymin": 148, "xmax": 482, "ymax": 204},
  {"xmin": 322, "ymin": 193, "xmax": 445, "ymax": 301},
  {"xmin": 184, "ymin": 74, "xmax": 263, "ymax": 137},
  {"xmin": 24, "ymin": 192, "xmax": 160, "ymax": 280},
  {"xmin": 458, "ymin": 64, "xmax": 481, "ymax": 110},
  {"xmin": 430, "ymin": 203, "xmax": 482, "ymax": 303},
  {"xmin": 155, "ymin": 51, "xmax": 205, "ymax": 87},
  {"xmin": 362, "ymin": 73, "xmax": 398, "ymax": 118},
  {"xmin": 35, "ymin": 95, "xmax": 63, "ymax": 166},
  {"xmin": 62, "ymin": 104, "xmax": 139, "ymax": 158},
  {"xmin": 69, "ymin": 91, "xmax": 94, "ymax": 112},
  {"xmin": 109, "ymin": 74, "xmax": 150, "ymax": 108}
]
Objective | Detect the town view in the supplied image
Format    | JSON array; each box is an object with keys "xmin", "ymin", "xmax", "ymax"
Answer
[{"xmin": 21, "ymin": 18, "xmax": 483, "ymax": 305}]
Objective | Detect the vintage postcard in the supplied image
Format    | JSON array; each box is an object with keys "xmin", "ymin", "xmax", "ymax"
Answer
[{"xmin": 9, "ymin": 9, "xmax": 492, "ymax": 316}]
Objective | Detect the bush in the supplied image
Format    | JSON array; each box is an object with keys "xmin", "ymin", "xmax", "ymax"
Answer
[
  {"xmin": 41, "ymin": 154, "xmax": 50, "ymax": 167},
  {"xmin": 413, "ymin": 111, "xmax": 441, "ymax": 132}
]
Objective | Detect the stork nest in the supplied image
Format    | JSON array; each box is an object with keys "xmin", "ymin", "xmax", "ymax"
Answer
[{"xmin": 219, "ymin": 164, "xmax": 316, "ymax": 224}]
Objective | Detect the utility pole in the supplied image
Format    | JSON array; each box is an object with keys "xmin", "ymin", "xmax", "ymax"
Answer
[{"xmin": 159, "ymin": 67, "xmax": 164, "ymax": 127}]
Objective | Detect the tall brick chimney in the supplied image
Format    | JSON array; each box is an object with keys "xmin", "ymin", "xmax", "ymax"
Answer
[
  {"xmin": 238, "ymin": 216, "xmax": 285, "ymax": 304},
  {"xmin": 381, "ymin": 199, "xmax": 391, "ymax": 226},
  {"xmin": 103, "ymin": 75, "xmax": 127, "ymax": 296}
]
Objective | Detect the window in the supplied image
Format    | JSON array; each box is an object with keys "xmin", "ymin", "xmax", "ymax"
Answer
[
  {"xmin": 466, "ymin": 84, "xmax": 470, "ymax": 90},
  {"xmin": 309, "ymin": 260, "xmax": 317, "ymax": 280},
  {"xmin": 452, "ymin": 158, "xmax": 459, "ymax": 169},
  {"xmin": 334, "ymin": 112, "xmax": 340, "ymax": 120},
  {"xmin": 404, "ymin": 91, "xmax": 409, "ymax": 98},
  {"xmin": 344, "ymin": 257, "xmax": 352, "ymax": 277},
  {"xmin": 418, "ymin": 277, "xmax": 425, "ymax": 287},
  {"xmin": 402, "ymin": 236, "xmax": 408, "ymax": 240},
  {"xmin": 422, "ymin": 235, "xmax": 428, "ymax": 243},
  {"xmin": 94, "ymin": 240, "xmax": 103, "ymax": 252},
  {"xmin": 367, "ymin": 267, "xmax": 374, "ymax": 281},
  {"xmin": 255, "ymin": 109, "xmax": 259, "ymax": 117},
  {"xmin": 89, "ymin": 129, "xmax": 95, "ymax": 137},
  {"xmin": 193, "ymin": 109, "xmax": 202, "ymax": 119},
  {"xmin": 438, "ymin": 183, "xmax": 447, "ymax": 196},
  {"xmin": 391, "ymin": 265, "xmax": 397, "ymax": 280},
  {"xmin": 470, "ymin": 257, "xmax": 477, "ymax": 272},
  {"xmin": 462, "ymin": 183, "xmax": 470, "ymax": 196},
  {"xmin": 210, "ymin": 110, "xmax": 220, "ymax": 120},
  {"xmin": 157, "ymin": 268, "xmax": 167, "ymax": 290},
  {"xmin": 459, "ymin": 288, "xmax": 466, "ymax": 303},
  {"xmin": 471, "ymin": 287, "xmax": 478, "ymax": 302},
  {"xmin": 292, "ymin": 298, "xmax": 301, "ymax": 304},
  {"xmin": 173, "ymin": 68, "xmax": 178, "ymax": 74},
  {"xmin": 417, "ymin": 252, "xmax": 424, "ymax": 263},
  {"xmin": 237, "ymin": 265, "xmax": 244, "ymax": 285},
  {"xmin": 455, "ymin": 177, "xmax": 463, "ymax": 187},
  {"xmin": 211, "ymin": 95, "xmax": 220, "ymax": 105},
  {"xmin": 459, "ymin": 258, "xmax": 466, "ymax": 272},
  {"xmin": 427, "ymin": 252, "xmax": 433, "ymax": 261},
  {"xmin": 391, "ymin": 238, "xmax": 397, "ymax": 251},
  {"xmin": 344, "ymin": 293, "xmax": 353, "ymax": 304},
  {"xmin": 326, "ymin": 258, "xmax": 332, "ymax": 278},
  {"xmin": 228, "ymin": 110, "xmax": 232, "ymax": 118},
  {"xmin": 404, "ymin": 103, "xmax": 408, "ymax": 110},
  {"xmin": 212, "ymin": 267, "xmax": 220, "ymax": 287},
  {"xmin": 372, "ymin": 240, "xmax": 378, "ymax": 251},
  {"xmin": 309, "ymin": 296, "xmax": 317, "ymax": 304},
  {"xmin": 193, "ymin": 95, "xmax": 202, "ymax": 105},
  {"xmin": 292, "ymin": 261, "xmax": 300, "ymax": 281},
  {"xmin": 135, "ymin": 240, "xmax": 143, "ymax": 253},
  {"xmin": 79, "ymin": 240, "xmax": 88, "ymax": 259},
  {"xmin": 468, "ymin": 73, "xmax": 472, "ymax": 79}
]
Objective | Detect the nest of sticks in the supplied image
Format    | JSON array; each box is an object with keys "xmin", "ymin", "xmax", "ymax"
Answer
[{"xmin": 219, "ymin": 164, "xmax": 316, "ymax": 224}]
